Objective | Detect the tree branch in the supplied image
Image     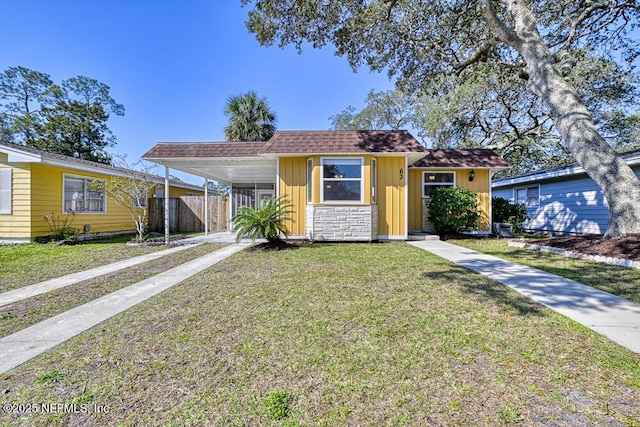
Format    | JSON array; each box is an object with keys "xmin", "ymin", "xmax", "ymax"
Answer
[
  {"xmin": 453, "ymin": 40, "xmax": 496, "ymax": 72},
  {"xmin": 477, "ymin": 0, "xmax": 520, "ymax": 46}
]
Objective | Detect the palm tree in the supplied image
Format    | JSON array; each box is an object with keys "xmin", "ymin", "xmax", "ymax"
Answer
[{"xmin": 223, "ymin": 91, "xmax": 277, "ymax": 141}]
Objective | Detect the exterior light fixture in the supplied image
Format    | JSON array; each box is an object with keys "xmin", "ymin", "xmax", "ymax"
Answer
[{"xmin": 469, "ymin": 169, "xmax": 475, "ymax": 181}]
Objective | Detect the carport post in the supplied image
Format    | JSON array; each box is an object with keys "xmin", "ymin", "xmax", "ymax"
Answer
[
  {"xmin": 204, "ymin": 178, "xmax": 209, "ymax": 236},
  {"xmin": 164, "ymin": 166, "xmax": 170, "ymax": 245}
]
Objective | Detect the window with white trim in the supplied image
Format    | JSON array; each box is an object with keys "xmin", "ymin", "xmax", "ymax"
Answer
[
  {"xmin": 321, "ymin": 158, "xmax": 363, "ymax": 202},
  {"xmin": 422, "ymin": 171, "xmax": 455, "ymax": 198},
  {"xmin": 0, "ymin": 168, "xmax": 12, "ymax": 214},
  {"xmin": 515, "ymin": 186, "xmax": 539, "ymax": 207},
  {"xmin": 63, "ymin": 175, "xmax": 106, "ymax": 213}
]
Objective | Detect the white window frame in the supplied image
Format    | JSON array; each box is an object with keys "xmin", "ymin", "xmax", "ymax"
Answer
[
  {"xmin": 515, "ymin": 185, "xmax": 540, "ymax": 207},
  {"xmin": 422, "ymin": 171, "xmax": 456, "ymax": 198},
  {"xmin": 63, "ymin": 174, "xmax": 107, "ymax": 214},
  {"xmin": 371, "ymin": 158, "xmax": 377, "ymax": 204},
  {"xmin": 307, "ymin": 158, "xmax": 313, "ymax": 203},
  {"xmin": 0, "ymin": 168, "xmax": 12, "ymax": 214},
  {"xmin": 320, "ymin": 157, "xmax": 364, "ymax": 203}
]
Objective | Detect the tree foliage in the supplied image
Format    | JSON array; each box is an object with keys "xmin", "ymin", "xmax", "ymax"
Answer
[
  {"xmin": 0, "ymin": 67, "xmax": 124, "ymax": 164},
  {"xmin": 241, "ymin": 0, "xmax": 640, "ymax": 237},
  {"xmin": 224, "ymin": 91, "xmax": 277, "ymax": 141},
  {"xmin": 492, "ymin": 197, "xmax": 529, "ymax": 234},
  {"xmin": 427, "ymin": 187, "xmax": 480, "ymax": 237},
  {"xmin": 331, "ymin": 50, "xmax": 640, "ymax": 176}
]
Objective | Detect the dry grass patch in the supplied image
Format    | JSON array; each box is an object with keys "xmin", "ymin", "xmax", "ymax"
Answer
[
  {"xmin": 1, "ymin": 243, "xmax": 638, "ymax": 426},
  {"xmin": 0, "ymin": 244, "xmax": 227, "ymax": 337}
]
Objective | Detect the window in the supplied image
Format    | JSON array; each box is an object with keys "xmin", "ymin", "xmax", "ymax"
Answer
[
  {"xmin": 515, "ymin": 186, "xmax": 539, "ymax": 207},
  {"xmin": 63, "ymin": 175, "xmax": 106, "ymax": 213},
  {"xmin": 0, "ymin": 168, "xmax": 11, "ymax": 214},
  {"xmin": 321, "ymin": 158, "xmax": 363, "ymax": 202},
  {"xmin": 371, "ymin": 159, "xmax": 377, "ymax": 204},
  {"xmin": 307, "ymin": 158, "xmax": 313, "ymax": 203},
  {"xmin": 422, "ymin": 171, "xmax": 455, "ymax": 197}
]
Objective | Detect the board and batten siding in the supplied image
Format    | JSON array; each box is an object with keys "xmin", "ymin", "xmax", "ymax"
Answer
[
  {"xmin": 278, "ymin": 157, "xmax": 307, "ymax": 237},
  {"xmin": 407, "ymin": 168, "xmax": 491, "ymax": 233},
  {"xmin": 0, "ymin": 163, "xmax": 32, "ymax": 238},
  {"xmin": 492, "ymin": 171, "xmax": 622, "ymax": 234},
  {"xmin": 376, "ymin": 156, "xmax": 406, "ymax": 238}
]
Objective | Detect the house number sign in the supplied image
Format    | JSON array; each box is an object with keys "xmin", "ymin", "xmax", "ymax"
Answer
[{"xmin": 399, "ymin": 168, "xmax": 404, "ymax": 180}]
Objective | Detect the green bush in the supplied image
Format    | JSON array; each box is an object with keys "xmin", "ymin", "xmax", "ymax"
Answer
[
  {"xmin": 232, "ymin": 196, "xmax": 294, "ymax": 243},
  {"xmin": 492, "ymin": 197, "xmax": 529, "ymax": 234},
  {"xmin": 427, "ymin": 187, "xmax": 480, "ymax": 237}
]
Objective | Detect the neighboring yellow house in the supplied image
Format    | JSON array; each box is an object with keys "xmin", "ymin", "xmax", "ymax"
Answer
[
  {"xmin": 143, "ymin": 130, "xmax": 509, "ymax": 241},
  {"xmin": 0, "ymin": 142, "xmax": 204, "ymax": 242}
]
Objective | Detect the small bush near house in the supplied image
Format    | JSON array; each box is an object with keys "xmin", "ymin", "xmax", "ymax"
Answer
[
  {"xmin": 38, "ymin": 212, "xmax": 79, "ymax": 243},
  {"xmin": 492, "ymin": 197, "xmax": 529, "ymax": 234},
  {"xmin": 233, "ymin": 196, "xmax": 294, "ymax": 244},
  {"xmin": 427, "ymin": 187, "xmax": 479, "ymax": 237}
]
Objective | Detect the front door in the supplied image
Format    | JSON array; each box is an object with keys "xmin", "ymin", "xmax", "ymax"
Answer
[
  {"xmin": 256, "ymin": 189, "xmax": 275, "ymax": 208},
  {"xmin": 422, "ymin": 171, "xmax": 456, "ymax": 232}
]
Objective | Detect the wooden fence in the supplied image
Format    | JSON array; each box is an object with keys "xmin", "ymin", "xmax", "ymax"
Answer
[{"xmin": 148, "ymin": 196, "xmax": 228, "ymax": 233}]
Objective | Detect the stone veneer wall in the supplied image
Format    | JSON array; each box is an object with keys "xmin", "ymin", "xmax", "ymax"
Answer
[{"xmin": 305, "ymin": 205, "xmax": 378, "ymax": 241}]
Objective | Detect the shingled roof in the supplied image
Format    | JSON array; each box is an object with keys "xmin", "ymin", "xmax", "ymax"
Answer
[
  {"xmin": 142, "ymin": 141, "xmax": 264, "ymax": 159},
  {"xmin": 412, "ymin": 149, "xmax": 510, "ymax": 169},
  {"xmin": 261, "ymin": 130, "xmax": 427, "ymax": 154}
]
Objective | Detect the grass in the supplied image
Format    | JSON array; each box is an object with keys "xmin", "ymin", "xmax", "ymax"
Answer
[
  {"xmin": 1, "ymin": 242, "xmax": 638, "ymax": 426},
  {"xmin": 0, "ymin": 243, "xmax": 226, "ymax": 337},
  {"xmin": 0, "ymin": 236, "xmax": 168, "ymax": 293},
  {"xmin": 450, "ymin": 238, "xmax": 640, "ymax": 304}
]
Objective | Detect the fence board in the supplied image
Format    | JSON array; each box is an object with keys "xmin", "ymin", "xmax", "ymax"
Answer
[{"xmin": 148, "ymin": 196, "xmax": 228, "ymax": 233}]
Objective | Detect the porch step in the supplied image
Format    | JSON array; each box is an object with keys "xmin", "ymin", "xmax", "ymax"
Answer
[{"xmin": 407, "ymin": 233, "xmax": 440, "ymax": 241}]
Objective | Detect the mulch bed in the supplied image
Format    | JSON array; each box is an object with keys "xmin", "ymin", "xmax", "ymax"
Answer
[{"xmin": 524, "ymin": 234, "xmax": 640, "ymax": 261}]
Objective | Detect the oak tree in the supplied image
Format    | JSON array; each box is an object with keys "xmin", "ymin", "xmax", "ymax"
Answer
[{"xmin": 242, "ymin": 0, "xmax": 640, "ymax": 238}]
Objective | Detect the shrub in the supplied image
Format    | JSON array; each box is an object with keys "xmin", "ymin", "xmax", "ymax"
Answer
[
  {"xmin": 427, "ymin": 187, "xmax": 480, "ymax": 237},
  {"xmin": 39, "ymin": 212, "xmax": 78, "ymax": 243},
  {"xmin": 232, "ymin": 196, "xmax": 294, "ymax": 243},
  {"xmin": 492, "ymin": 197, "xmax": 529, "ymax": 234}
]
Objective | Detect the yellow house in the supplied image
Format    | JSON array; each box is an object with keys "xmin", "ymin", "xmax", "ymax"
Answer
[
  {"xmin": 0, "ymin": 142, "xmax": 205, "ymax": 242},
  {"xmin": 142, "ymin": 130, "xmax": 509, "ymax": 241}
]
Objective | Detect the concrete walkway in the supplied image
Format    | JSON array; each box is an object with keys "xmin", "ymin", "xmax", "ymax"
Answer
[
  {"xmin": 409, "ymin": 240, "xmax": 640, "ymax": 354},
  {"xmin": 0, "ymin": 243, "xmax": 248, "ymax": 374},
  {"xmin": 0, "ymin": 243, "xmax": 202, "ymax": 308}
]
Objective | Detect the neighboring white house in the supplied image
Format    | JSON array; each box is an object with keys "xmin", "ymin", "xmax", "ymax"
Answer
[{"xmin": 492, "ymin": 149, "xmax": 640, "ymax": 235}]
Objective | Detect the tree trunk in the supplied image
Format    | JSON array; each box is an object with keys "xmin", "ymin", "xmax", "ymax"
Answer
[{"xmin": 482, "ymin": 0, "xmax": 640, "ymax": 237}]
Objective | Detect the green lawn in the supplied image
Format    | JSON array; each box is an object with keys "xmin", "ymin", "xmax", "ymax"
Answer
[
  {"xmin": 451, "ymin": 238, "xmax": 640, "ymax": 304},
  {"xmin": 1, "ymin": 242, "xmax": 638, "ymax": 426},
  {"xmin": 0, "ymin": 236, "xmax": 167, "ymax": 293}
]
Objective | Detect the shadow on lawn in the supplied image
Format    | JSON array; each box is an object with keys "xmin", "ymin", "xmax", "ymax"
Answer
[{"xmin": 422, "ymin": 266, "xmax": 545, "ymax": 316}]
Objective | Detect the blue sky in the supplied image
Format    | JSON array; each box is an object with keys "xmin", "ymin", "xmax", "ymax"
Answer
[{"xmin": 2, "ymin": 1, "xmax": 393, "ymax": 183}]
